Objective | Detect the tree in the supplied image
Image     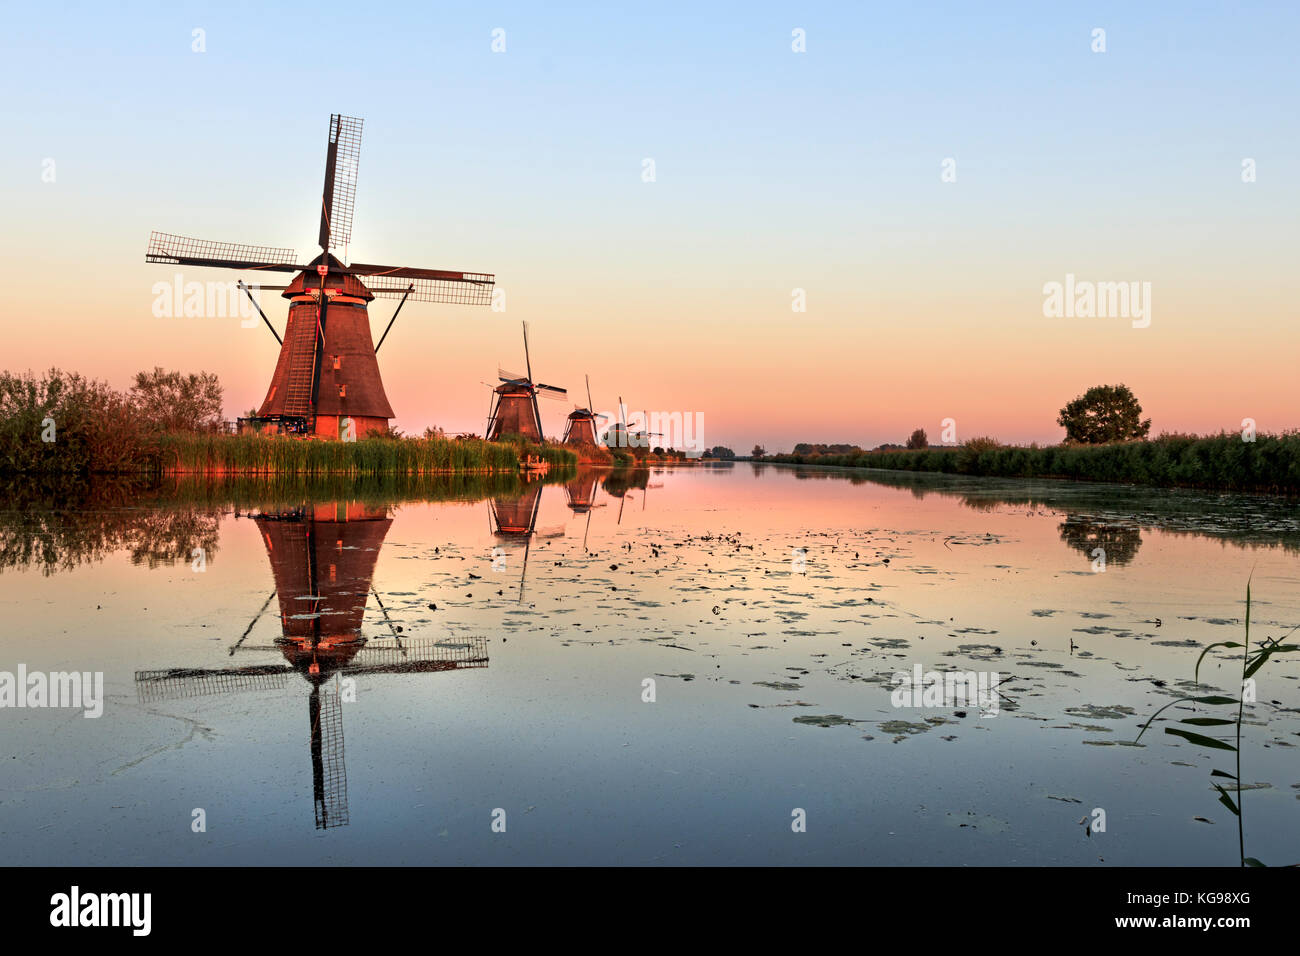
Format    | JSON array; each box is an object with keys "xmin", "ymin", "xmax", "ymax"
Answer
[
  {"xmin": 1057, "ymin": 384, "xmax": 1151, "ymax": 444},
  {"xmin": 0, "ymin": 368, "xmax": 144, "ymax": 474},
  {"xmin": 708, "ymin": 445, "xmax": 735, "ymax": 459},
  {"xmin": 751, "ymin": 444, "xmax": 766, "ymax": 459},
  {"xmin": 906, "ymin": 428, "xmax": 928, "ymax": 449},
  {"xmin": 130, "ymin": 368, "xmax": 223, "ymax": 433}
]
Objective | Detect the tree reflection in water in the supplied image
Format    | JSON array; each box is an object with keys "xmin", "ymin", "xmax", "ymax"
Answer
[{"xmin": 1057, "ymin": 515, "xmax": 1143, "ymax": 567}]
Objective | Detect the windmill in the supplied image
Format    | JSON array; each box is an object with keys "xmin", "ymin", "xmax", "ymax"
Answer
[
  {"xmin": 601, "ymin": 395, "xmax": 632, "ymax": 450},
  {"xmin": 145, "ymin": 113, "xmax": 494, "ymax": 439},
  {"xmin": 562, "ymin": 374, "xmax": 608, "ymax": 447},
  {"xmin": 603, "ymin": 398, "xmax": 661, "ymax": 455},
  {"xmin": 633, "ymin": 408, "xmax": 666, "ymax": 453},
  {"xmin": 135, "ymin": 501, "xmax": 489, "ymax": 829},
  {"xmin": 486, "ymin": 321, "xmax": 566, "ymax": 442}
]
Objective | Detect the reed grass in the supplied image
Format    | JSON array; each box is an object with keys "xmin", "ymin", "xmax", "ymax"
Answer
[{"xmin": 156, "ymin": 433, "xmax": 577, "ymax": 476}]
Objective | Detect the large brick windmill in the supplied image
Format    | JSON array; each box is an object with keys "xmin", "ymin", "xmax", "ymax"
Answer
[{"xmin": 145, "ymin": 113, "xmax": 494, "ymax": 439}]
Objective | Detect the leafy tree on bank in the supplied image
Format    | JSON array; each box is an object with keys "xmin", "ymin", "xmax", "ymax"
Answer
[
  {"xmin": 0, "ymin": 369, "xmax": 140, "ymax": 473},
  {"xmin": 2, "ymin": 367, "xmax": 226, "ymax": 474},
  {"xmin": 1057, "ymin": 384, "xmax": 1151, "ymax": 444},
  {"xmin": 751, "ymin": 445, "xmax": 766, "ymax": 459},
  {"xmin": 906, "ymin": 428, "xmax": 928, "ymax": 449},
  {"xmin": 130, "ymin": 368, "xmax": 224, "ymax": 433}
]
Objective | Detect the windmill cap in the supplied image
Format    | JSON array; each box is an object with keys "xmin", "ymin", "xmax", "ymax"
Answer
[{"xmin": 284, "ymin": 255, "xmax": 374, "ymax": 301}]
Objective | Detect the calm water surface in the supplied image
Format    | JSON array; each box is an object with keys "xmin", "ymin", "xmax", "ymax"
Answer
[{"xmin": 2, "ymin": 464, "xmax": 1298, "ymax": 865}]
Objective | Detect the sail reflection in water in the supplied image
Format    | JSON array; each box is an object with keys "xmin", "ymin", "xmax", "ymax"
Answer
[{"xmin": 135, "ymin": 501, "xmax": 489, "ymax": 830}]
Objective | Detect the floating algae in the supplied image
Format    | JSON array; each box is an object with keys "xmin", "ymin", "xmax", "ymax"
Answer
[
  {"xmin": 793, "ymin": 714, "xmax": 858, "ymax": 727},
  {"xmin": 1063, "ymin": 704, "xmax": 1136, "ymax": 720}
]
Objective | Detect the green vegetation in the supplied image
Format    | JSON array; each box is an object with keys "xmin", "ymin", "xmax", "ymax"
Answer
[
  {"xmin": 1057, "ymin": 383, "xmax": 1151, "ymax": 444},
  {"xmin": 2, "ymin": 366, "xmax": 226, "ymax": 475},
  {"xmin": 1, "ymin": 368, "xmax": 147, "ymax": 474},
  {"xmin": 1, "ymin": 367, "xmax": 578, "ymax": 477},
  {"xmin": 128, "ymin": 368, "xmax": 225, "ymax": 433},
  {"xmin": 1136, "ymin": 580, "xmax": 1299, "ymax": 866},
  {"xmin": 768, "ymin": 382, "xmax": 1300, "ymax": 492},
  {"xmin": 767, "ymin": 433, "xmax": 1300, "ymax": 494},
  {"xmin": 157, "ymin": 432, "xmax": 577, "ymax": 475}
]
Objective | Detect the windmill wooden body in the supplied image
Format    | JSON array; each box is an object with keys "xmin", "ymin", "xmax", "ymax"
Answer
[
  {"xmin": 562, "ymin": 374, "xmax": 607, "ymax": 447},
  {"xmin": 486, "ymin": 321, "xmax": 566, "ymax": 441},
  {"xmin": 145, "ymin": 113, "xmax": 494, "ymax": 438}
]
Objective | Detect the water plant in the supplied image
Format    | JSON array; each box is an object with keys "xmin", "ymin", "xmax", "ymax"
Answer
[{"xmin": 1135, "ymin": 579, "xmax": 1300, "ymax": 866}]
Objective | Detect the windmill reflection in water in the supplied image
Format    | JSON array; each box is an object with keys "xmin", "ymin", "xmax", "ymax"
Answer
[
  {"xmin": 135, "ymin": 502, "xmax": 489, "ymax": 830},
  {"xmin": 488, "ymin": 480, "xmax": 566, "ymax": 603}
]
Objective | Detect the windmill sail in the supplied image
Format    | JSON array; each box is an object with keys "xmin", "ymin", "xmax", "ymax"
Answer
[
  {"xmin": 363, "ymin": 272, "xmax": 493, "ymax": 305},
  {"xmin": 145, "ymin": 232, "xmax": 300, "ymax": 272},
  {"xmin": 319, "ymin": 114, "xmax": 363, "ymax": 253}
]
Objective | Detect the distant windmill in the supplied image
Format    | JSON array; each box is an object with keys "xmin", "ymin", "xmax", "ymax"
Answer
[
  {"xmin": 145, "ymin": 113, "xmax": 494, "ymax": 439},
  {"xmin": 563, "ymin": 374, "xmax": 608, "ymax": 446},
  {"xmin": 602, "ymin": 395, "xmax": 632, "ymax": 450},
  {"xmin": 486, "ymin": 321, "xmax": 566, "ymax": 441},
  {"xmin": 604, "ymin": 399, "xmax": 661, "ymax": 454},
  {"xmin": 635, "ymin": 408, "xmax": 666, "ymax": 451}
]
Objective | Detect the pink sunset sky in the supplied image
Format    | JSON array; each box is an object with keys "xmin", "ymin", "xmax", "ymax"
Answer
[{"xmin": 3, "ymin": 4, "xmax": 1296, "ymax": 452}]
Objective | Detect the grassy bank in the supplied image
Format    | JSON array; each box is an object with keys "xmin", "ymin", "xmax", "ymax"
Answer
[
  {"xmin": 765, "ymin": 433, "xmax": 1300, "ymax": 494},
  {"xmin": 157, "ymin": 433, "xmax": 577, "ymax": 476}
]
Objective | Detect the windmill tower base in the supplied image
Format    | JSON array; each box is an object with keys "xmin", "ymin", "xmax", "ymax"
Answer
[
  {"xmin": 238, "ymin": 414, "xmax": 389, "ymax": 440},
  {"xmin": 312, "ymin": 414, "xmax": 390, "ymax": 440}
]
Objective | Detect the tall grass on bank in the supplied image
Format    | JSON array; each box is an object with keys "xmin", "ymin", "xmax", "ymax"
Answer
[
  {"xmin": 766, "ymin": 433, "xmax": 1300, "ymax": 494},
  {"xmin": 156, "ymin": 433, "xmax": 577, "ymax": 476}
]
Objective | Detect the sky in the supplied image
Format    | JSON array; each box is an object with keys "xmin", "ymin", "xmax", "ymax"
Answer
[{"xmin": 2, "ymin": 1, "xmax": 1297, "ymax": 452}]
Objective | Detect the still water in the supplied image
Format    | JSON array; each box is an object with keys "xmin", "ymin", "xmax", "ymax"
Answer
[{"xmin": 2, "ymin": 464, "xmax": 1298, "ymax": 865}]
